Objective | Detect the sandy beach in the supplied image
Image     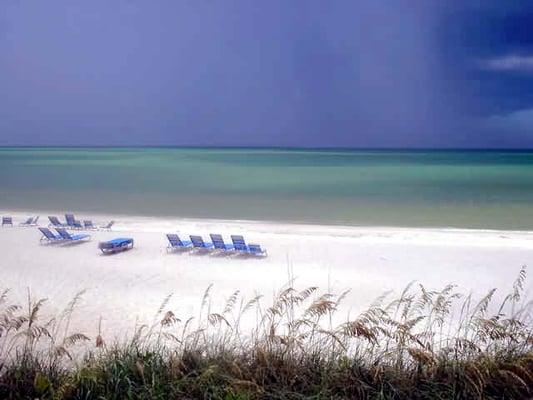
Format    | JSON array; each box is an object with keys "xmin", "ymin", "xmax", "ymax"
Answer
[{"xmin": 1, "ymin": 210, "xmax": 532, "ymax": 340}]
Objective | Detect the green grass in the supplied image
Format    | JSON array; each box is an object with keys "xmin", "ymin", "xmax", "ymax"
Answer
[{"xmin": 0, "ymin": 266, "xmax": 531, "ymax": 399}]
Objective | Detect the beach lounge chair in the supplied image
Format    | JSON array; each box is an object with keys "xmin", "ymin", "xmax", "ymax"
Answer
[
  {"xmin": 20, "ymin": 216, "xmax": 39, "ymax": 226},
  {"xmin": 38, "ymin": 227, "xmax": 64, "ymax": 243},
  {"xmin": 230, "ymin": 235, "xmax": 249, "ymax": 252},
  {"xmin": 100, "ymin": 221, "xmax": 115, "ymax": 230},
  {"xmin": 55, "ymin": 228, "xmax": 91, "ymax": 242},
  {"xmin": 72, "ymin": 220, "xmax": 84, "ymax": 230},
  {"xmin": 247, "ymin": 243, "xmax": 268, "ymax": 257},
  {"xmin": 83, "ymin": 220, "xmax": 96, "ymax": 230},
  {"xmin": 20, "ymin": 217, "xmax": 33, "ymax": 226},
  {"xmin": 209, "ymin": 234, "xmax": 235, "ymax": 252},
  {"xmin": 166, "ymin": 234, "xmax": 192, "ymax": 252},
  {"xmin": 2, "ymin": 217, "xmax": 13, "ymax": 227},
  {"xmin": 65, "ymin": 214, "xmax": 81, "ymax": 228},
  {"xmin": 189, "ymin": 235, "xmax": 214, "ymax": 251},
  {"xmin": 99, "ymin": 238, "xmax": 134, "ymax": 254},
  {"xmin": 48, "ymin": 216, "xmax": 65, "ymax": 227}
]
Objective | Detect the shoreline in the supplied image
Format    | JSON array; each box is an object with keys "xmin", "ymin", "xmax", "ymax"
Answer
[
  {"xmin": 3, "ymin": 207, "xmax": 533, "ymax": 236},
  {"xmin": 2, "ymin": 208, "xmax": 533, "ymax": 253}
]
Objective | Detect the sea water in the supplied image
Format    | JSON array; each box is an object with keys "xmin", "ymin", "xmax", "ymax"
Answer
[{"xmin": 1, "ymin": 147, "xmax": 532, "ymax": 230}]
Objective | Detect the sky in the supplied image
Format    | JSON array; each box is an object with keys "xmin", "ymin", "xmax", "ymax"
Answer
[{"xmin": 0, "ymin": 1, "xmax": 533, "ymax": 148}]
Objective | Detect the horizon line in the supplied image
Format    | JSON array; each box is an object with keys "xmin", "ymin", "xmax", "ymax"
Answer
[{"xmin": 1, "ymin": 145, "xmax": 533, "ymax": 152}]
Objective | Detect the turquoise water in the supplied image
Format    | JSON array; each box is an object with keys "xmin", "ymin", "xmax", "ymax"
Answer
[{"xmin": 1, "ymin": 147, "xmax": 533, "ymax": 229}]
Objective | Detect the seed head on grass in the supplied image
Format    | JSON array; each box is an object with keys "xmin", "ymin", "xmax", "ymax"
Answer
[{"xmin": 0, "ymin": 266, "xmax": 531, "ymax": 399}]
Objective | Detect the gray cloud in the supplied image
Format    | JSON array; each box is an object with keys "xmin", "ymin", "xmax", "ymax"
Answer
[
  {"xmin": 482, "ymin": 55, "xmax": 533, "ymax": 72},
  {"xmin": 484, "ymin": 108, "xmax": 533, "ymax": 130}
]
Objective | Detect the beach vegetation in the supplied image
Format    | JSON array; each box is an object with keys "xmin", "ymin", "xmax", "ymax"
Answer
[{"xmin": 0, "ymin": 267, "xmax": 531, "ymax": 399}]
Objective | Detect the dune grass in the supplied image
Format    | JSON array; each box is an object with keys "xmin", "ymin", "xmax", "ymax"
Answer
[{"xmin": 0, "ymin": 266, "xmax": 531, "ymax": 399}]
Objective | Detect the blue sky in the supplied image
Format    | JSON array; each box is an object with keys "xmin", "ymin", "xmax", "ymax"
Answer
[{"xmin": 1, "ymin": 1, "xmax": 532, "ymax": 147}]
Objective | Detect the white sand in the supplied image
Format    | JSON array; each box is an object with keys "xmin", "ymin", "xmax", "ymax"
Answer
[{"xmin": 1, "ymin": 210, "xmax": 532, "ymax": 339}]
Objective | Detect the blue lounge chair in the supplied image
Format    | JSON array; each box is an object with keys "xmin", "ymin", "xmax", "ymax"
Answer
[
  {"xmin": 48, "ymin": 216, "xmax": 65, "ymax": 227},
  {"xmin": 65, "ymin": 214, "xmax": 81, "ymax": 228},
  {"xmin": 209, "ymin": 234, "xmax": 235, "ymax": 252},
  {"xmin": 230, "ymin": 235, "xmax": 249, "ymax": 252},
  {"xmin": 99, "ymin": 238, "xmax": 133, "ymax": 254},
  {"xmin": 100, "ymin": 221, "xmax": 115, "ymax": 231},
  {"xmin": 72, "ymin": 220, "xmax": 84, "ymax": 230},
  {"xmin": 55, "ymin": 228, "xmax": 91, "ymax": 242},
  {"xmin": 20, "ymin": 216, "xmax": 39, "ymax": 226},
  {"xmin": 189, "ymin": 235, "xmax": 214, "ymax": 251},
  {"xmin": 2, "ymin": 217, "xmax": 13, "ymax": 227},
  {"xmin": 20, "ymin": 217, "xmax": 34, "ymax": 226},
  {"xmin": 248, "ymin": 243, "xmax": 268, "ymax": 257},
  {"xmin": 83, "ymin": 220, "xmax": 96, "ymax": 230},
  {"xmin": 38, "ymin": 227, "xmax": 64, "ymax": 243},
  {"xmin": 166, "ymin": 234, "xmax": 192, "ymax": 252}
]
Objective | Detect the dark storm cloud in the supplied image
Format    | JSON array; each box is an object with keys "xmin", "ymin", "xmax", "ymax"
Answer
[
  {"xmin": 438, "ymin": 2, "xmax": 533, "ymax": 114},
  {"xmin": 434, "ymin": 1, "xmax": 533, "ymax": 146},
  {"xmin": 0, "ymin": 1, "xmax": 532, "ymax": 147}
]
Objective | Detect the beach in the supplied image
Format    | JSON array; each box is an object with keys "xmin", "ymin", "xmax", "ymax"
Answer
[{"xmin": 1, "ymin": 210, "xmax": 532, "ymax": 340}]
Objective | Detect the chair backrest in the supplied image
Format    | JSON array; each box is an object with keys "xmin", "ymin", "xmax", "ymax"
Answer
[
  {"xmin": 2, "ymin": 217, "xmax": 13, "ymax": 225},
  {"xmin": 33, "ymin": 216, "xmax": 39, "ymax": 224},
  {"xmin": 49, "ymin": 216, "xmax": 61, "ymax": 225},
  {"xmin": 210, "ymin": 234, "xmax": 226, "ymax": 250},
  {"xmin": 55, "ymin": 228, "xmax": 72, "ymax": 240},
  {"xmin": 248, "ymin": 244, "xmax": 263, "ymax": 254},
  {"xmin": 73, "ymin": 220, "xmax": 83, "ymax": 229},
  {"xmin": 83, "ymin": 220, "xmax": 94, "ymax": 228},
  {"xmin": 65, "ymin": 214, "xmax": 75, "ymax": 225},
  {"xmin": 39, "ymin": 227, "xmax": 56, "ymax": 240},
  {"xmin": 231, "ymin": 235, "xmax": 247, "ymax": 251},
  {"xmin": 166, "ymin": 234, "xmax": 183, "ymax": 246},
  {"xmin": 104, "ymin": 221, "xmax": 115, "ymax": 229},
  {"xmin": 23, "ymin": 217, "xmax": 33, "ymax": 224},
  {"xmin": 189, "ymin": 235, "xmax": 205, "ymax": 248}
]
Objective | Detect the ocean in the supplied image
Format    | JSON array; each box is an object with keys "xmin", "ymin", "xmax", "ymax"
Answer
[{"xmin": 1, "ymin": 147, "xmax": 532, "ymax": 230}]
